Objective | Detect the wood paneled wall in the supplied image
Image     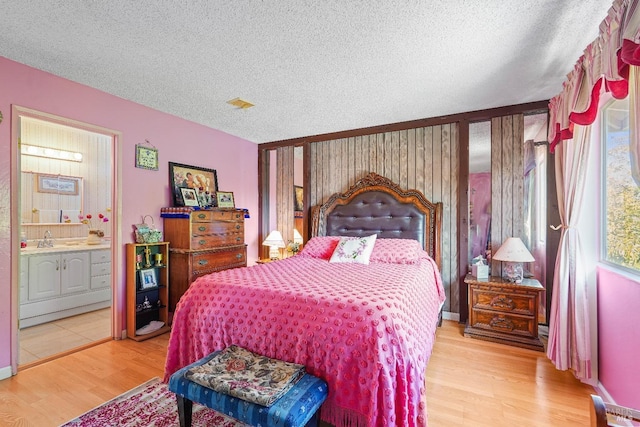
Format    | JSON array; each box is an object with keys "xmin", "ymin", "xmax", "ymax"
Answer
[
  {"xmin": 490, "ymin": 115, "xmax": 525, "ymax": 276},
  {"xmin": 308, "ymin": 125, "xmax": 459, "ymax": 312}
]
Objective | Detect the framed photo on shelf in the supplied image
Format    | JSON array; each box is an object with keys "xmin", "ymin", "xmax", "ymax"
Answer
[
  {"xmin": 168, "ymin": 162, "xmax": 218, "ymax": 207},
  {"xmin": 139, "ymin": 268, "xmax": 158, "ymax": 289},
  {"xmin": 180, "ymin": 187, "xmax": 199, "ymax": 207},
  {"xmin": 216, "ymin": 191, "xmax": 235, "ymax": 208}
]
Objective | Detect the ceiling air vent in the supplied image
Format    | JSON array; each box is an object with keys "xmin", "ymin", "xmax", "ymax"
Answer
[{"xmin": 227, "ymin": 98, "xmax": 254, "ymax": 109}]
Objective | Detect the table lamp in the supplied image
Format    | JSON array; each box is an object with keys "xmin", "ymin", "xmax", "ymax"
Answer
[
  {"xmin": 492, "ymin": 237, "xmax": 534, "ymax": 283},
  {"xmin": 293, "ymin": 229, "xmax": 303, "ymax": 245},
  {"xmin": 263, "ymin": 230, "xmax": 286, "ymax": 260}
]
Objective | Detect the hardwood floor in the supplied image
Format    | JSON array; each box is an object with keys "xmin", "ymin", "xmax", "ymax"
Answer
[{"xmin": 0, "ymin": 320, "xmax": 597, "ymax": 426}]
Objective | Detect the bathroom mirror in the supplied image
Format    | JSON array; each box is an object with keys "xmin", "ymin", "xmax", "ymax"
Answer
[
  {"xmin": 468, "ymin": 121, "xmax": 491, "ymax": 262},
  {"xmin": 468, "ymin": 113, "xmax": 548, "ymax": 294},
  {"xmin": 21, "ymin": 171, "xmax": 84, "ymax": 224}
]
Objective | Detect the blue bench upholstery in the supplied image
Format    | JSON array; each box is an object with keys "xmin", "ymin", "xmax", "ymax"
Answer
[{"xmin": 168, "ymin": 350, "xmax": 328, "ymax": 427}]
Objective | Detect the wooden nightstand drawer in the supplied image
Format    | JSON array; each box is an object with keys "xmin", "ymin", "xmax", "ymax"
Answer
[
  {"xmin": 464, "ymin": 275, "xmax": 545, "ymax": 351},
  {"xmin": 469, "ymin": 309, "xmax": 537, "ymax": 338},
  {"xmin": 470, "ymin": 288, "xmax": 536, "ymax": 316}
]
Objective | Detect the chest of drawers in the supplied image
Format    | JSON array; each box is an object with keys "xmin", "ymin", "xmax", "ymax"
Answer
[
  {"xmin": 163, "ymin": 208, "xmax": 246, "ymax": 311},
  {"xmin": 464, "ymin": 274, "xmax": 545, "ymax": 351}
]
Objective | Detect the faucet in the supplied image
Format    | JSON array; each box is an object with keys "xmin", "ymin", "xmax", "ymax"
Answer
[{"xmin": 37, "ymin": 230, "xmax": 54, "ymax": 248}]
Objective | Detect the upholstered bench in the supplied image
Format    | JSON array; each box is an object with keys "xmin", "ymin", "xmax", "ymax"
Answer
[{"xmin": 168, "ymin": 350, "xmax": 328, "ymax": 427}]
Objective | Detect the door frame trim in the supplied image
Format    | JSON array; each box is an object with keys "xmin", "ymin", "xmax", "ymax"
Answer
[{"xmin": 10, "ymin": 105, "xmax": 122, "ymax": 373}]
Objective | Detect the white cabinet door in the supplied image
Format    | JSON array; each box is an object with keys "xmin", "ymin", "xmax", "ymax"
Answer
[
  {"xmin": 28, "ymin": 254, "xmax": 62, "ymax": 300},
  {"xmin": 61, "ymin": 251, "xmax": 90, "ymax": 295}
]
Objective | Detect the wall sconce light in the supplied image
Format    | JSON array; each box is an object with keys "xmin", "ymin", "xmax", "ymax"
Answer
[
  {"xmin": 262, "ymin": 230, "xmax": 286, "ymax": 260},
  {"xmin": 492, "ymin": 237, "xmax": 535, "ymax": 283},
  {"xmin": 21, "ymin": 143, "xmax": 83, "ymax": 162}
]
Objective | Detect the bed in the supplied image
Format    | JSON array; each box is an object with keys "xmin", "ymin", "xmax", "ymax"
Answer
[{"xmin": 164, "ymin": 173, "xmax": 446, "ymax": 427}]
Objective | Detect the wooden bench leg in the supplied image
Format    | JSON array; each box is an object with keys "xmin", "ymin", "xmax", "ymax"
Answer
[{"xmin": 176, "ymin": 395, "xmax": 193, "ymax": 427}]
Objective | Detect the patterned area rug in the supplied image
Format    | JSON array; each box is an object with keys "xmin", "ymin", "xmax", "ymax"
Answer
[{"xmin": 61, "ymin": 377, "xmax": 247, "ymax": 427}]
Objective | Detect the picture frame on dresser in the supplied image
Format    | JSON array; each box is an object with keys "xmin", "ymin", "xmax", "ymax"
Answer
[
  {"xmin": 180, "ymin": 187, "xmax": 199, "ymax": 207},
  {"xmin": 216, "ymin": 191, "xmax": 235, "ymax": 208},
  {"xmin": 169, "ymin": 162, "xmax": 218, "ymax": 207}
]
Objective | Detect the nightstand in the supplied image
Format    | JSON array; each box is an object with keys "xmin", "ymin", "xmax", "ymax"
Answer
[
  {"xmin": 464, "ymin": 274, "xmax": 545, "ymax": 351},
  {"xmin": 256, "ymin": 258, "xmax": 276, "ymax": 264}
]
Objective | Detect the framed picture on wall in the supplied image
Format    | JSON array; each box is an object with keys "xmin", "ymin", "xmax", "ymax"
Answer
[
  {"xmin": 294, "ymin": 186, "xmax": 303, "ymax": 211},
  {"xmin": 35, "ymin": 174, "xmax": 80, "ymax": 195},
  {"xmin": 168, "ymin": 162, "xmax": 218, "ymax": 206}
]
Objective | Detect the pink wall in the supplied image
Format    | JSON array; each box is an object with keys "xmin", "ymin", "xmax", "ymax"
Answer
[
  {"xmin": 597, "ymin": 267, "xmax": 640, "ymax": 409},
  {"xmin": 0, "ymin": 57, "xmax": 259, "ymax": 370}
]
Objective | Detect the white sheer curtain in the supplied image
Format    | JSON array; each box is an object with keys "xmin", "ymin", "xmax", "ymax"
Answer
[{"xmin": 547, "ymin": 124, "xmax": 592, "ymax": 380}]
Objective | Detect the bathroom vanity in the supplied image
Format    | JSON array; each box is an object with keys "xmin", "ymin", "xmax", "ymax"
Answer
[{"xmin": 19, "ymin": 242, "xmax": 112, "ymax": 328}]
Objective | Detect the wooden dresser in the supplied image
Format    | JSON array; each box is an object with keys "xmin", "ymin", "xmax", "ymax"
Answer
[
  {"xmin": 464, "ymin": 274, "xmax": 545, "ymax": 351},
  {"xmin": 162, "ymin": 208, "xmax": 246, "ymax": 311}
]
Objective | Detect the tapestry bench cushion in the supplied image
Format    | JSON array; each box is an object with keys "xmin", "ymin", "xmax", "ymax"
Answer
[{"xmin": 168, "ymin": 350, "xmax": 328, "ymax": 427}]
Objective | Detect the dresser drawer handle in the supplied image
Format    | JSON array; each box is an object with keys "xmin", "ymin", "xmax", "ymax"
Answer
[
  {"xmin": 236, "ymin": 253, "xmax": 243, "ymax": 259},
  {"xmin": 489, "ymin": 316, "xmax": 514, "ymax": 331},
  {"xmin": 197, "ymin": 213, "xmax": 206, "ymax": 219},
  {"xmin": 198, "ymin": 259, "xmax": 209, "ymax": 266},
  {"xmin": 490, "ymin": 295, "xmax": 515, "ymax": 310},
  {"xmin": 198, "ymin": 239, "xmax": 206, "ymax": 246},
  {"xmin": 198, "ymin": 226, "xmax": 207, "ymax": 232},
  {"xmin": 235, "ymin": 224, "xmax": 241, "ymax": 230},
  {"xmin": 236, "ymin": 237, "xmax": 241, "ymax": 241}
]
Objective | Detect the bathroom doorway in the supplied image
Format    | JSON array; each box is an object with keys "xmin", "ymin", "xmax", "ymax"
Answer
[{"xmin": 14, "ymin": 108, "xmax": 118, "ymax": 367}]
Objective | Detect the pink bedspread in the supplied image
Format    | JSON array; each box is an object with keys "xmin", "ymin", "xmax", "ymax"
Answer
[{"xmin": 164, "ymin": 247, "xmax": 445, "ymax": 427}]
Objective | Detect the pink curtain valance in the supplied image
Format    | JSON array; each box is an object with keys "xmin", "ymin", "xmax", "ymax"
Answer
[{"xmin": 549, "ymin": 0, "xmax": 640, "ymax": 152}]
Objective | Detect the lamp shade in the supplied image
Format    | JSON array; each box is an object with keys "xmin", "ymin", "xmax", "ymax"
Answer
[
  {"xmin": 262, "ymin": 230, "xmax": 286, "ymax": 248},
  {"xmin": 492, "ymin": 237, "xmax": 534, "ymax": 262},
  {"xmin": 293, "ymin": 229, "xmax": 303, "ymax": 244}
]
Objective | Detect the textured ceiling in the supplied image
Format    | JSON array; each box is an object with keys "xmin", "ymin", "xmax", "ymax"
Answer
[{"xmin": 0, "ymin": 1, "xmax": 612, "ymax": 144}]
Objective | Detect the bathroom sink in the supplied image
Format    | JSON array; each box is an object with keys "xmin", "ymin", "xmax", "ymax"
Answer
[{"xmin": 21, "ymin": 241, "xmax": 110, "ymax": 254}]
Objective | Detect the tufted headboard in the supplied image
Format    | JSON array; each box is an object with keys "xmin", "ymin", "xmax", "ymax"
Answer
[{"xmin": 311, "ymin": 173, "xmax": 442, "ymax": 268}]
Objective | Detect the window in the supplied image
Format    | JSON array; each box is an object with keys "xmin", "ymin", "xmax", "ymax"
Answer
[{"xmin": 602, "ymin": 97, "xmax": 640, "ymax": 272}]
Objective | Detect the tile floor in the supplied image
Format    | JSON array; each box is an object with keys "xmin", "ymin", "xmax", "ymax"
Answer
[{"xmin": 19, "ymin": 308, "xmax": 111, "ymax": 365}]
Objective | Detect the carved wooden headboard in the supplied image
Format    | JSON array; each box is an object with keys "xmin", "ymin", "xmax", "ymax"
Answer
[{"xmin": 311, "ymin": 172, "xmax": 442, "ymax": 268}]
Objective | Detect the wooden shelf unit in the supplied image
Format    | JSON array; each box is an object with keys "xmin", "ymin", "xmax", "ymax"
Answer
[{"xmin": 126, "ymin": 242, "xmax": 171, "ymax": 341}]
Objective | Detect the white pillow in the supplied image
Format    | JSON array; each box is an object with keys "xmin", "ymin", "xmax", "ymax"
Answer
[{"xmin": 329, "ymin": 234, "xmax": 377, "ymax": 264}]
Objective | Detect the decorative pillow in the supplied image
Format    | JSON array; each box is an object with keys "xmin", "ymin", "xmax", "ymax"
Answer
[
  {"xmin": 329, "ymin": 234, "xmax": 377, "ymax": 264},
  {"xmin": 297, "ymin": 236, "xmax": 340, "ymax": 260},
  {"xmin": 369, "ymin": 238, "xmax": 424, "ymax": 264}
]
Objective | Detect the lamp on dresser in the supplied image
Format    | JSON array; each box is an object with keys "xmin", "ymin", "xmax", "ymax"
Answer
[
  {"xmin": 492, "ymin": 237, "xmax": 534, "ymax": 283},
  {"xmin": 263, "ymin": 230, "xmax": 286, "ymax": 260}
]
